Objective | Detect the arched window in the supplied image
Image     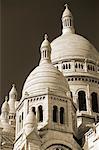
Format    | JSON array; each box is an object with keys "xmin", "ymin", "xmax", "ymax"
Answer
[
  {"xmin": 66, "ymin": 64, "xmax": 68, "ymax": 69},
  {"xmin": 69, "ymin": 64, "xmax": 71, "ymax": 69},
  {"xmin": 45, "ymin": 50, "xmax": 46, "ymax": 58},
  {"xmin": 70, "ymin": 91, "xmax": 73, "ymax": 98},
  {"xmin": 60, "ymin": 107, "xmax": 64, "ymax": 124},
  {"xmin": 78, "ymin": 91, "xmax": 87, "ymax": 111},
  {"xmin": 62, "ymin": 64, "xmax": 65, "ymax": 69},
  {"xmin": 81, "ymin": 64, "xmax": 83, "ymax": 69},
  {"xmin": 91, "ymin": 92, "xmax": 98, "ymax": 113},
  {"xmin": 32, "ymin": 107, "xmax": 36, "ymax": 115},
  {"xmin": 38, "ymin": 105, "xmax": 43, "ymax": 122},
  {"xmin": 53, "ymin": 106, "xmax": 58, "ymax": 122},
  {"xmin": 75, "ymin": 63, "xmax": 77, "ymax": 68}
]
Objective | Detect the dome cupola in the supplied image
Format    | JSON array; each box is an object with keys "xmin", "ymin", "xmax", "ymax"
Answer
[
  {"xmin": 62, "ymin": 4, "xmax": 75, "ymax": 34},
  {"xmin": 40, "ymin": 34, "xmax": 51, "ymax": 64}
]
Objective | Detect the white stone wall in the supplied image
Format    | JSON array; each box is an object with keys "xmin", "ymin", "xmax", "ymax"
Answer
[{"xmin": 85, "ymin": 122, "xmax": 99, "ymax": 150}]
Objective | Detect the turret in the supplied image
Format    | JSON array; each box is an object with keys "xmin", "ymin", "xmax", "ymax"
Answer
[
  {"xmin": 24, "ymin": 108, "xmax": 37, "ymax": 136},
  {"xmin": 1, "ymin": 96, "xmax": 9, "ymax": 123},
  {"xmin": 8, "ymin": 84, "xmax": 17, "ymax": 126},
  {"xmin": 0, "ymin": 96, "xmax": 14, "ymax": 133},
  {"xmin": 40, "ymin": 34, "xmax": 51, "ymax": 64},
  {"xmin": 62, "ymin": 4, "xmax": 75, "ymax": 34}
]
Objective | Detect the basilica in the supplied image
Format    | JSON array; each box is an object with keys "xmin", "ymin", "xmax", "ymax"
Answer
[{"xmin": 0, "ymin": 4, "xmax": 99, "ymax": 150}]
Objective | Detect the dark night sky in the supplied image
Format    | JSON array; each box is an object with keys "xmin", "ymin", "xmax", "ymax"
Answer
[{"xmin": 0, "ymin": 0, "xmax": 99, "ymax": 107}]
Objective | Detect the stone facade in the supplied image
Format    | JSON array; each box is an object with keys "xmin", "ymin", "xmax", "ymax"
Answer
[
  {"xmin": 0, "ymin": 4, "xmax": 99, "ymax": 150},
  {"xmin": 84, "ymin": 122, "xmax": 99, "ymax": 150}
]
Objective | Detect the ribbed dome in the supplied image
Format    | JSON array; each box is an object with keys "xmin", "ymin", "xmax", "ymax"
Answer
[
  {"xmin": 51, "ymin": 33, "xmax": 99, "ymax": 63},
  {"xmin": 22, "ymin": 63, "xmax": 69, "ymax": 97}
]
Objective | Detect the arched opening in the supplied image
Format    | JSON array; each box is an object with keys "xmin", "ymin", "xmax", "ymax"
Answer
[
  {"xmin": 60, "ymin": 107, "xmax": 64, "ymax": 124},
  {"xmin": 75, "ymin": 63, "xmax": 77, "ymax": 68},
  {"xmin": 69, "ymin": 64, "xmax": 71, "ymax": 69},
  {"xmin": 38, "ymin": 105, "xmax": 43, "ymax": 122},
  {"xmin": 78, "ymin": 91, "xmax": 87, "ymax": 111},
  {"xmin": 91, "ymin": 92, "xmax": 98, "ymax": 113},
  {"xmin": 53, "ymin": 105, "xmax": 58, "ymax": 122},
  {"xmin": 81, "ymin": 64, "xmax": 83, "ymax": 69},
  {"xmin": 62, "ymin": 64, "xmax": 65, "ymax": 69},
  {"xmin": 70, "ymin": 91, "xmax": 73, "ymax": 98},
  {"xmin": 45, "ymin": 50, "xmax": 46, "ymax": 58},
  {"xmin": 32, "ymin": 107, "xmax": 36, "ymax": 115},
  {"xmin": 66, "ymin": 64, "xmax": 68, "ymax": 69},
  {"xmin": 79, "ymin": 63, "xmax": 80, "ymax": 68}
]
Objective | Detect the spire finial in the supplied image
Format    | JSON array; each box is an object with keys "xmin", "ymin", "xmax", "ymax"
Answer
[
  {"xmin": 12, "ymin": 84, "xmax": 15, "ymax": 87},
  {"xmin": 65, "ymin": 4, "xmax": 68, "ymax": 9},
  {"xmin": 44, "ymin": 34, "xmax": 48, "ymax": 40},
  {"xmin": 5, "ymin": 96, "xmax": 8, "ymax": 101}
]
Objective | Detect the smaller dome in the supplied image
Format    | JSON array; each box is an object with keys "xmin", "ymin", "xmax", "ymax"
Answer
[
  {"xmin": 24, "ymin": 108, "xmax": 37, "ymax": 135},
  {"xmin": 2, "ymin": 96, "xmax": 9, "ymax": 113},
  {"xmin": 9, "ymin": 84, "xmax": 17, "ymax": 99},
  {"xmin": 25, "ymin": 109, "xmax": 37, "ymax": 125},
  {"xmin": 62, "ymin": 4, "xmax": 72, "ymax": 18}
]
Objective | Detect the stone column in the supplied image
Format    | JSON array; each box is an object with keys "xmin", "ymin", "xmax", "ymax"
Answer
[
  {"xmin": 71, "ymin": 60, "xmax": 75, "ymax": 72},
  {"xmin": 84, "ymin": 58, "xmax": 88, "ymax": 72},
  {"xmin": 86, "ymin": 84, "xmax": 92, "ymax": 115},
  {"xmin": 73, "ymin": 95, "xmax": 78, "ymax": 109}
]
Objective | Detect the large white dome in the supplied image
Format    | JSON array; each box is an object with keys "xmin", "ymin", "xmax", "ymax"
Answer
[
  {"xmin": 51, "ymin": 4, "xmax": 99, "ymax": 63},
  {"xmin": 51, "ymin": 33, "xmax": 99, "ymax": 63}
]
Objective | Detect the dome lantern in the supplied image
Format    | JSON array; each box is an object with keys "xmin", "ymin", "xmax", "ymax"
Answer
[
  {"xmin": 40, "ymin": 34, "xmax": 51, "ymax": 65},
  {"xmin": 62, "ymin": 4, "xmax": 75, "ymax": 34}
]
